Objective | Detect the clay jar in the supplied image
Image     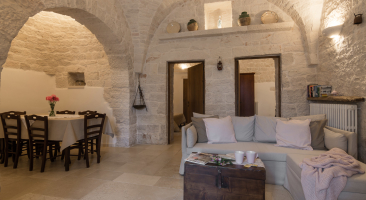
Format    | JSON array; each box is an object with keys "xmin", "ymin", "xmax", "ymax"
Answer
[
  {"xmin": 187, "ymin": 19, "xmax": 198, "ymax": 31},
  {"xmin": 238, "ymin": 17, "xmax": 251, "ymax": 26}
]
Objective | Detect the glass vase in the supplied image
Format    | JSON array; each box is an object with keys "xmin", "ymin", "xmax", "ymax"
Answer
[{"xmin": 49, "ymin": 103, "xmax": 56, "ymax": 117}]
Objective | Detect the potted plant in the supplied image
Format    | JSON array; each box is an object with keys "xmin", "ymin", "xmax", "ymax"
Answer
[
  {"xmin": 238, "ymin": 12, "xmax": 251, "ymax": 26},
  {"xmin": 187, "ymin": 19, "xmax": 198, "ymax": 31}
]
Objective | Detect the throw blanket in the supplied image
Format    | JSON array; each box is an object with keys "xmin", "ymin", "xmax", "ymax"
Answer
[{"xmin": 300, "ymin": 148, "xmax": 365, "ymax": 200}]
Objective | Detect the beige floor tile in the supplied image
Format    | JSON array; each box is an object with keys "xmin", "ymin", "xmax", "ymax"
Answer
[
  {"xmin": 85, "ymin": 170, "xmax": 124, "ymax": 180},
  {"xmin": 14, "ymin": 193, "xmax": 76, "ymax": 200},
  {"xmin": 153, "ymin": 177, "xmax": 183, "ymax": 189},
  {"xmin": 135, "ymin": 162, "xmax": 167, "ymax": 175},
  {"xmin": 154, "ymin": 164, "xmax": 183, "ymax": 179},
  {"xmin": 113, "ymin": 173, "xmax": 161, "ymax": 186},
  {"xmin": 32, "ymin": 176, "xmax": 107, "ymax": 199},
  {"xmin": 114, "ymin": 162, "xmax": 146, "ymax": 173},
  {"xmin": 0, "ymin": 177, "xmax": 52, "ymax": 200}
]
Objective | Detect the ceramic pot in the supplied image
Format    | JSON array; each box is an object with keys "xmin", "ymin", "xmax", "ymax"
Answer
[
  {"xmin": 238, "ymin": 17, "xmax": 251, "ymax": 26},
  {"xmin": 187, "ymin": 22, "xmax": 198, "ymax": 31}
]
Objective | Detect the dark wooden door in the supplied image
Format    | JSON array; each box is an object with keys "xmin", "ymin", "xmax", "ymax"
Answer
[
  {"xmin": 187, "ymin": 63, "xmax": 205, "ymax": 122},
  {"xmin": 183, "ymin": 79, "xmax": 190, "ymax": 123},
  {"xmin": 240, "ymin": 73, "xmax": 255, "ymax": 117}
]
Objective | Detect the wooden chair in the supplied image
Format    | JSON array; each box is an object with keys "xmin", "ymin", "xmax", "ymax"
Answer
[
  {"xmin": 24, "ymin": 115, "xmax": 58, "ymax": 172},
  {"xmin": 78, "ymin": 110, "xmax": 97, "ymax": 115},
  {"xmin": 56, "ymin": 110, "xmax": 76, "ymax": 115},
  {"xmin": 78, "ymin": 110, "xmax": 98, "ymax": 154},
  {"xmin": 0, "ymin": 111, "xmax": 28, "ymax": 168},
  {"xmin": 64, "ymin": 113, "xmax": 106, "ymax": 170}
]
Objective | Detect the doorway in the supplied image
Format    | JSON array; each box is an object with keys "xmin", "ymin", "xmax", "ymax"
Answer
[
  {"xmin": 167, "ymin": 61, "xmax": 205, "ymax": 144},
  {"xmin": 235, "ymin": 56, "xmax": 281, "ymax": 117}
]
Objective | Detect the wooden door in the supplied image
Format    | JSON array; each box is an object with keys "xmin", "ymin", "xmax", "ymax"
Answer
[
  {"xmin": 183, "ymin": 79, "xmax": 190, "ymax": 123},
  {"xmin": 187, "ymin": 63, "xmax": 205, "ymax": 122},
  {"xmin": 240, "ymin": 73, "xmax": 255, "ymax": 117}
]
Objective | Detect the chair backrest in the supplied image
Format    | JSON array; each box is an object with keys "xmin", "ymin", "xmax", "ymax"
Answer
[
  {"xmin": 1, "ymin": 111, "xmax": 26, "ymax": 116},
  {"xmin": 24, "ymin": 115, "xmax": 49, "ymax": 142},
  {"xmin": 83, "ymin": 113, "xmax": 106, "ymax": 139},
  {"xmin": 56, "ymin": 110, "xmax": 76, "ymax": 115},
  {"xmin": 0, "ymin": 113, "xmax": 22, "ymax": 140},
  {"xmin": 78, "ymin": 110, "xmax": 97, "ymax": 115}
]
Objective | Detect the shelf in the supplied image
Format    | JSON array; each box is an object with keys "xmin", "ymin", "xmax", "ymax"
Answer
[
  {"xmin": 307, "ymin": 96, "xmax": 365, "ymax": 103},
  {"xmin": 68, "ymin": 86, "xmax": 85, "ymax": 89},
  {"xmin": 159, "ymin": 22, "xmax": 294, "ymax": 40}
]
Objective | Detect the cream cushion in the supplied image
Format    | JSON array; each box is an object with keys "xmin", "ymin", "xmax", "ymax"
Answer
[
  {"xmin": 324, "ymin": 128, "xmax": 348, "ymax": 152},
  {"xmin": 275, "ymin": 119, "xmax": 313, "ymax": 150},
  {"xmin": 186, "ymin": 125, "xmax": 197, "ymax": 148},
  {"xmin": 203, "ymin": 116, "xmax": 237, "ymax": 144}
]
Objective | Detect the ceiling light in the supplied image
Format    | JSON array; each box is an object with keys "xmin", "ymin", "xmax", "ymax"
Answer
[{"xmin": 180, "ymin": 64, "xmax": 190, "ymax": 70}]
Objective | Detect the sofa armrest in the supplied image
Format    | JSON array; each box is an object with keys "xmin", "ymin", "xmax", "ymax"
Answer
[
  {"xmin": 325, "ymin": 126, "xmax": 357, "ymax": 158},
  {"xmin": 180, "ymin": 123, "xmax": 193, "ymax": 175}
]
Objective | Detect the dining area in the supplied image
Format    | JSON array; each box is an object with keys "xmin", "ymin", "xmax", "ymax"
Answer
[{"xmin": 0, "ymin": 95, "xmax": 115, "ymax": 173}]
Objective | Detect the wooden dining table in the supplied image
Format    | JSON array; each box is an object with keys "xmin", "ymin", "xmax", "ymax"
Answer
[{"xmin": 0, "ymin": 114, "xmax": 114, "ymax": 151}]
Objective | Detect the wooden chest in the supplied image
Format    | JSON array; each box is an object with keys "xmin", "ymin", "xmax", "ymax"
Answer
[{"xmin": 184, "ymin": 162, "xmax": 266, "ymax": 200}]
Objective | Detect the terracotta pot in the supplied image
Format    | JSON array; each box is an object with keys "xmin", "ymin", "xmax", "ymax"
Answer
[
  {"xmin": 237, "ymin": 17, "xmax": 251, "ymax": 26},
  {"xmin": 187, "ymin": 22, "xmax": 198, "ymax": 31}
]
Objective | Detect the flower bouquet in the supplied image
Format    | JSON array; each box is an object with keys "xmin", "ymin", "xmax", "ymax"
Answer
[
  {"xmin": 211, "ymin": 155, "xmax": 233, "ymax": 166},
  {"xmin": 46, "ymin": 94, "xmax": 59, "ymax": 117}
]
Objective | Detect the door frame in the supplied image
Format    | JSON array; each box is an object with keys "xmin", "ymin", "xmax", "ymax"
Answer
[
  {"xmin": 167, "ymin": 60, "xmax": 205, "ymax": 144},
  {"xmin": 235, "ymin": 55, "xmax": 282, "ymax": 117}
]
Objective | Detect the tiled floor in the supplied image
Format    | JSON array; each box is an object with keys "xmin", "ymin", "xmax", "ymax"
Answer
[{"xmin": 0, "ymin": 134, "xmax": 294, "ymax": 200}]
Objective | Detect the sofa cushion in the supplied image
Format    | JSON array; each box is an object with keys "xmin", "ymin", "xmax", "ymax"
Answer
[
  {"xmin": 203, "ymin": 116, "xmax": 237, "ymax": 144},
  {"xmin": 287, "ymin": 153, "xmax": 366, "ymax": 194},
  {"xmin": 193, "ymin": 112, "xmax": 215, "ymax": 118},
  {"xmin": 254, "ymin": 115, "xmax": 288, "ymax": 143},
  {"xmin": 275, "ymin": 119, "xmax": 312, "ymax": 150},
  {"xmin": 310, "ymin": 119, "xmax": 327, "ymax": 150},
  {"xmin": 188, "ymin": 142, "xmax": 326, "ymax": 162},
  {"xmin": 192, "ymin": 116, "xmax": 218, "ymax": 143},
  {"xmin": 231, "ymin": 116, "xmax": 255, "ymax": 142},
  {"xmin": 325, "ymin": 128, "xmax": 348, "ymax": 152},
  {"xmin": 187, "ymin": 125, "xmax": 197, "ymax": 148},
  {"xmin": 290, "ymin": 114, "xmax": 326, "ymax": 121}
]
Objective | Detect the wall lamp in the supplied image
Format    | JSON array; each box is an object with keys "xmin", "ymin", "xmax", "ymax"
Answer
[{"xmin": 322, "ymin": 25, "xmax": 342, "ymax": 38}]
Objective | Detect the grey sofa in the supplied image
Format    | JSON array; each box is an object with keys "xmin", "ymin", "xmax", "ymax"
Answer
[{"xmin": 179, "ymin": 115, "xmax": 366, "ymax": 200}]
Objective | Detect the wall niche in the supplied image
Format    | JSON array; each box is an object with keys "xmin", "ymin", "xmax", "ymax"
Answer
[
  {"xmin": 68, "ymin": 72, "xmax": 86, "ymax": 88},
  {"xmin": 204, "ymin": 1, "xmax": 233, "ymax": 30}
]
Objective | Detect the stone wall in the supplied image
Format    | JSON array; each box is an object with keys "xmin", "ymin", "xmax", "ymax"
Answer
[
  {"xmin": 239, "ymin": 59, "xmax": 275, "ymax": 83},
  {"xmin": 136, "ymin": 0, "xmax": 316, "ymax": 144},
  {"xmin": 318, "ymin": 0, "xmax": 366, "ymax": 161},
  {"xmin": 2, "ymin": 11, "xmax": 111, "ymax": 88}
]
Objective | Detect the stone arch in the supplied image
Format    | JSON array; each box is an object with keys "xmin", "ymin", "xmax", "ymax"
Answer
[
  {"xmin": 0, "ymin": 0, "xmax": 135, "ymax": 147},
  {"xmin": 138, "ymin": 0, "xmax": 322, "ymax": 72}
]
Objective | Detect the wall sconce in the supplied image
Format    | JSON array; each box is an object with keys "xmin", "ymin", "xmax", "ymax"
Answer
[
  {"xmin": 322, "ymin": 25, "xmax": 342, "ymax": 38},
  {"xmin": 354, "ymin": 14, "xmax": 363, "ymax": 24},
  {"xmin": 217, "ymin": 57, "xmax": 223, "ymax": 71}
]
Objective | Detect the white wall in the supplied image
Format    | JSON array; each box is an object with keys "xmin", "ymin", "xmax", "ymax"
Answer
[
  {"xmin": 0, "ymin": 68, "xmax": 116, "ymax": 145},
  {"xmin": 173, "ymin": 73, "xmax": 187, "ymax": 115},
  {"xmin": 255, "ymin": 82, "xmax": 276, "ymax": 117}
]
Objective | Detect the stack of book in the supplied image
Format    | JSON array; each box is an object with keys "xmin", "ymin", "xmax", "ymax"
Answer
[{"xmin": 307, "ymin": 84, "xmax": 332, "ymax": 97}]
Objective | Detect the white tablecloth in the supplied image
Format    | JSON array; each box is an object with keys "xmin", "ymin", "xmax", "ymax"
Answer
[{"xmin": 0, "ymin": 114, "xmax": 114, "ymax": 151}]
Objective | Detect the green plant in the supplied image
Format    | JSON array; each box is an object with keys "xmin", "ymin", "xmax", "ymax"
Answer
[
  {"xmin": 188, "ymin": 19, "xmax": 197, "ymax": 25},
  {"xmin": 239, "ymin": 12, "xmax": 250, "ymax": 19},
  {"xmin": 211, "ymin": 155, "xmax": 233, "ymax": 166}
]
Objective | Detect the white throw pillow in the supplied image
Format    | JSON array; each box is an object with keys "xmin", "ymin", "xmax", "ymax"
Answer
[
  {"xmin": 187, "ymin": 125, "xmax": 198, "ymax": 148},
  {"xmin": 203, "ymin": 116, "xmax": 237, "ymax": 144},
  {"xmin": 324, "ymin": 128, "xmax": 347, "ymax": 152},
  {"xmin": 193, "ymin": 112, "xmax": 215, "ymax": 118},
  {"xmin": 275, "ymin": 119, "xmax": 313, "ymax": 150}
]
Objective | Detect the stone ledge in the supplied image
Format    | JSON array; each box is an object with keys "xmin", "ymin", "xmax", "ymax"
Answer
[
  {"xmin": 159, "ymin": 22, "xmax": 294, "ymax": 40},
  {"xmin": 307, "ymin": 96, "xmax": 365, "ymax": 103}
]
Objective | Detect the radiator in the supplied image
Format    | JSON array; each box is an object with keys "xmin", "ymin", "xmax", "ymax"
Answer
[{"xmin": 310, "ymin": 103, "xmax": 357, "ymax": 133}]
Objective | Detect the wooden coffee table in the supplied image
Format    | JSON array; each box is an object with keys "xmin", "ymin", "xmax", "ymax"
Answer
[{"xmin": 184, "ymin": 162, "xmax": 266, "ymax": 200}]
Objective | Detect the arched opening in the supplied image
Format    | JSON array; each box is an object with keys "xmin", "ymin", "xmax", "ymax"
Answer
[{"xmin": 0, "ymin": 5, "xmax": 135, "ymax": 147}]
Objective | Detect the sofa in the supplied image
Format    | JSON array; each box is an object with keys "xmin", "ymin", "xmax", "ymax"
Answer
[{"xmin": 179, "ymin": 114, "xmax": 366, "ymax": 200}]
